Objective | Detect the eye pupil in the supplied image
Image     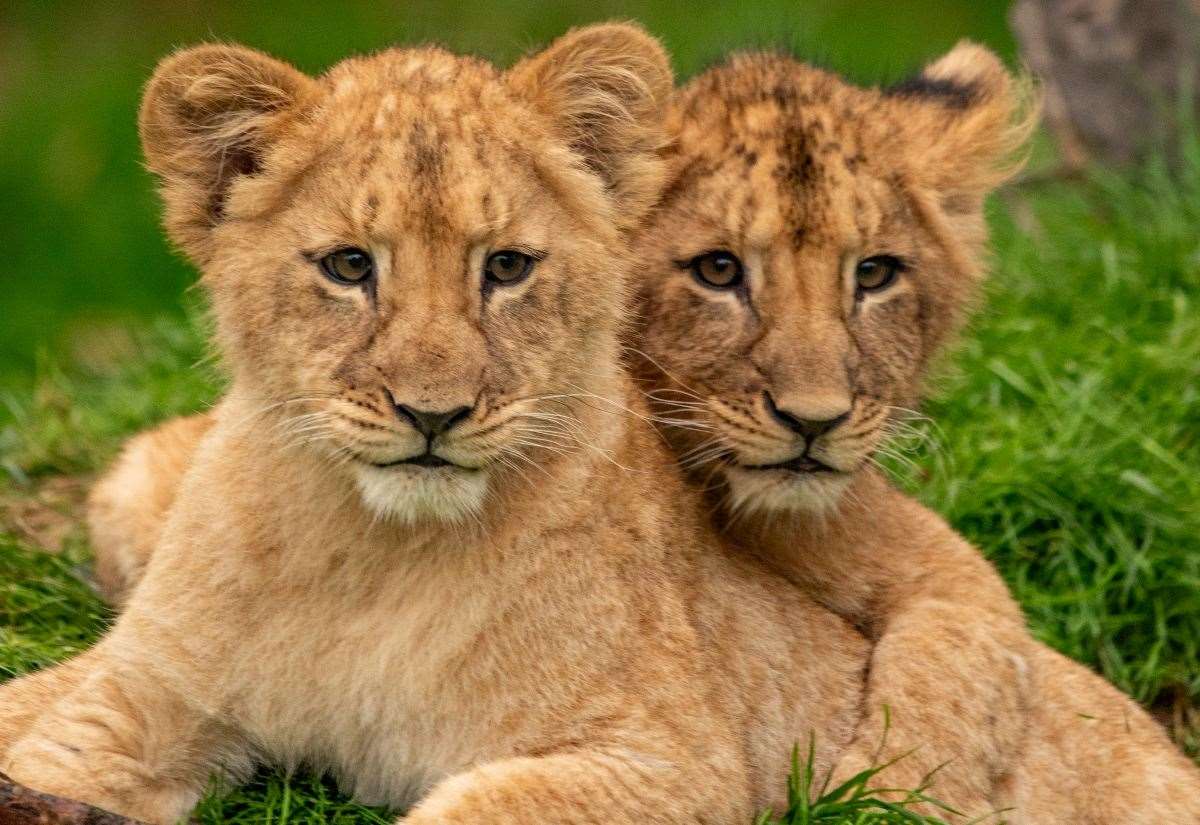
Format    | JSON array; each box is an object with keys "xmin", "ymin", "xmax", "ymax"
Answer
[
  {"xmin": 856, "ymin": 255, "xmax": 902, "ymax": 293},
  {"xmin": 691, "ymin": 251, "xmax": 744, "ymax": 289},
  {"xmin": 320, "ymin": 248, "xmax": 374, "ymax": 284},
  {"xmin": 485, "ymin": 250, "xmax": 534, "ymax": 286}
]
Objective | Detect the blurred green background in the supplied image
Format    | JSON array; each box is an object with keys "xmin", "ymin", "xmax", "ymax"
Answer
[{"xmin": 0, "ymin": 0, "xmax": 1015, "ymax": 392}]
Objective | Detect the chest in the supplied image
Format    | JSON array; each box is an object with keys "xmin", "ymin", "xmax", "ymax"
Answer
[{"xmin": 216, "ymin": 544, "xmax": 618, "ymax": 807}]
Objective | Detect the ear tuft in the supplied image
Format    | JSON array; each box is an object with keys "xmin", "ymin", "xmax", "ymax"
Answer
[
  {"xmin": 507, "ymin": 22, "xmax": 674, "ymax": 231},
  {"xmin": 139, "ymin": 44, "xmax": 317, "ymax": 261}
]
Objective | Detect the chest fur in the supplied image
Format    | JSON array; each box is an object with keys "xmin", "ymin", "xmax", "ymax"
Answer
[{"xmin": 208, "ymin": 533, "xmax": 627, "ymax": 807}]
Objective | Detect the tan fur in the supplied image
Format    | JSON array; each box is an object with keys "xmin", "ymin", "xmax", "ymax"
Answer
[
  {"xmin": 631, "ymin": 43, "xmax": 1200, "ymax": 822},
  {"xmin": 0, "ymin": 27, "xmax": 877, "ymax": 825},
  {"xmin": 88, "ymin": 413, "xmax": 213, "ymax": 605}
]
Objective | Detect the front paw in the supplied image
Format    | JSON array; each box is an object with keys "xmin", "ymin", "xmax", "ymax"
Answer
[
  {"xmin": 4, "ymin": 737, "xmax": 102, "ymax": 804},
  {"xmin": 3, "ymin": 739, "xmax": 174, "ymax": 825}
]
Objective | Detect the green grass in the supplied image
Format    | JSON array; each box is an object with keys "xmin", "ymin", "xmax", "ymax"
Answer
[
  {"xmin": 914, "ymin": 143, "xmax": 1200, "ymax": 713},
  {"xmin": 754, "ymin": 739, "xmax": 971, "ymax": 825}
]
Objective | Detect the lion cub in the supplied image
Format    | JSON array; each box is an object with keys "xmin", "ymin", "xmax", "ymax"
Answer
[
  {"xmin": 634, "ymin": 43, "xmax": 1200, "ymax": 822},
  {"xmin": 0, "ymin": 25, "xmax": 874, "ymax": 825}
]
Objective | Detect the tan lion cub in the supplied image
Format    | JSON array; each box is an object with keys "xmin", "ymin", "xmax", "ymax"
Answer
[
  {"xmin": 634, "ymin": 43, "xmax": 1200, "ymax": 822},
  {"xmin": 0, "ymin": 25, "xmax": 876, "ymax": 825}
]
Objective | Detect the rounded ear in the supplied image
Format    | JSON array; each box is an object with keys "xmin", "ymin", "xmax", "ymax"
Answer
[
  {"xmin": 506, "ymin": 22, "xmax": 674, "ymax": 231},
  {"xmin": 139, "ymin": 44, "xmax": 318, "ymax": 262},
  {"xmin": 887, "ymin": 40, "xmax": 1040, "ymax": 209}
]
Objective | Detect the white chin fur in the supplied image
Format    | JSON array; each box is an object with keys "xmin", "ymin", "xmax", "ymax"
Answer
[
  {"xmin": 353, "ymin": 464, "xmax": 489, "ymax": 524},
  {"xmin": 724, "ymin": 466, "xmax": 852, "ymax": 517}
]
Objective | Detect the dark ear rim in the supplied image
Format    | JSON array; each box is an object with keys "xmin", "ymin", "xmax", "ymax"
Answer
[
  {"xmin": 885, "ymin": 74, "xmax": 982, "ymax": 109},
  {"xmin": 886, "ymin": 41, "xmax": 1041, "ymax": 199},
  {"xmin": 884, "ymin": 41, "xmax": 1011, "ymax": 109}
]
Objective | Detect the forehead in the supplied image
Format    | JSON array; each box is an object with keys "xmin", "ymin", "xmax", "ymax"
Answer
[
  {"xmin": 283, "ymin": 49, "xmax": 547, "ymax": 240},
  {"xmin": 665, "ymin": 57, "xmax": 902, "ymax": 250}
]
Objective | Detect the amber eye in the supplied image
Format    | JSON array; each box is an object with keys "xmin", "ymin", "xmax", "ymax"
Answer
[
  {"xmin": 484, "ymin": 250, "xmax": 535, "ymax": 286},
  {"xmin": 690, "ymin": 251, "xmax": 744, "ymax": 289},
  {"xmin": 320, "ymin": 248, "xmax": 374, "ymax": 284},
  {"xmin": 855, "ymin": 255, "xmax": 904, "ymax": 293}
]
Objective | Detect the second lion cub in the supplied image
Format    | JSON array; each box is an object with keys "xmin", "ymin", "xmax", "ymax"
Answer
[{"xmin": 635, "ymin": 41, "xmax": 1200, "ymax": 823}]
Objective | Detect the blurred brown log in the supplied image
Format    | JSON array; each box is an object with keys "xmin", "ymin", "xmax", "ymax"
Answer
[
  {"xmin": 1011, "ymin": 0, "xmax": 1200, "ymax": 166},
  {"xmin": 0, "ymin": 774, "xmax": 144, "ymax": 825}
]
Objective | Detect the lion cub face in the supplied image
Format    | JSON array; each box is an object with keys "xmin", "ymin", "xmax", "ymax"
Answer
[
  {"xmin": 140, "ymin": 27, "xmax": 671, "ymax": 522},
  {"xmin": 636, "ymin": 44, "xmax": 1033, "ymax": 514}
]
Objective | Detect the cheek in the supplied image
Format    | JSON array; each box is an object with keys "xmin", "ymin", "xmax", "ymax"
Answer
[
  {"xmin": 641, "ymin": 283, "xmax": 750, "ymax": 385},
  {"xmin": 852, "ymin": 294, "xmax": 924, "ymax": 395},
  {"xmin": 484, "ymin": 278, "xmax": 593, "ymax": 392}
]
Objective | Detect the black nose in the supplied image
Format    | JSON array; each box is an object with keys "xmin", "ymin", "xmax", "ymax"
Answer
[
  {"xmin": 393, "ymin": 404, "xmax": 472, "ymax": 439},
  {"xmin": 763, "ymin": 391, "xmax": 850, "ymax": 442}
]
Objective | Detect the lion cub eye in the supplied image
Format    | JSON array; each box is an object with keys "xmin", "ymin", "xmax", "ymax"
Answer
[
  {"xmin": 484, "ymin": 250, "xmax": 535, "ymax": 286},
  {"xmin": 690, "ymin": 251, "xmax": 744, "ymax": 289},
  {"xmin": 855, "ymin": 255, "xmax": 904, "ymax": 294},
  {"xmin": 320, "ymin": 248, "xmax": 374, "ymax": 284}
]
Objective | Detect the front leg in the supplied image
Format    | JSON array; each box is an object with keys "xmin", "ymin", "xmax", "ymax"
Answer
[
  {"xmin": 2, "ymin": 642, "xmax": 248, "ymax": 825},
  {"xmin": 405, "ymin": 747, "xmax": 744, "ymax": 825},
  {"xmin": 828, "ymin": 602, "xmax": 1030, "ymax": 822}
]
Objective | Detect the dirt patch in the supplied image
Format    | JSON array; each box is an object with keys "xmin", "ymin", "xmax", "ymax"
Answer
[{"xmin": 0, "ymin": 475, "xmax": 90, "ymax": 553}]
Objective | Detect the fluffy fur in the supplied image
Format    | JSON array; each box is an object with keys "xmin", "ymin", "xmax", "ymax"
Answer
[
  {"xmin": 0, "ymin": 27, "xmax": 877, "ymax": 825},
  {"xmin": 632, "ymin": 43, "xmax": 1200, "ymax": 822}
]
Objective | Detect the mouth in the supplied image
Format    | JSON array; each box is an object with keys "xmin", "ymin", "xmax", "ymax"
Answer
[
  {"xmin": 742, "ymin": 455, "xmax": 836, "ymax": 474},
  {"xmin": 369, "ymin": 452, "xmax": 457, "ymax": 469}
]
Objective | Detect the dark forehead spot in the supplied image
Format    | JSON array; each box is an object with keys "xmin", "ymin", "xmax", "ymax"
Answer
[
  {"xmin": 357, "ymin": 145, "xmax": 380, "ymax": 177},
  {"xmin": 770, "ymin": 82, "xmax": 797, "ymax": 108},
  {"xmin": 777, "ymin": 121, "xmax": 818, "ymax": 189},
  {"xmin": 363, "ymin": 193, "xmax": 380, "ymax": 229},
  {"xmin": 885, "ymin": 74, "xmax": 978, "ymax": 110},
  {"xmin": 407, "ymin": 120, "xmax": 444, "ymax": 183}
]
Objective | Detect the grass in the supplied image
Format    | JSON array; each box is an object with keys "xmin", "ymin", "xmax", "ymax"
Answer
[
  {"xmin": 915, "ymin": 140, "xmax": 1200, "ymax": 717},
  {"xmin": 0, "ymin": 2, "xmax": 1197, "ymax": 821},
  {"xmin": 754, "ymin": 739, "xmax": 972, "ymax": 825}
]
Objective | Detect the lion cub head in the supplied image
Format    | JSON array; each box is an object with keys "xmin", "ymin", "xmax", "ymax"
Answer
[
  {"xmin": 140, "ymin": 25, "xmax": 671, "ymax": 523},
  {"xmin": 635, "ymin": 43, "xmax": 1035, "ymax": 515}
]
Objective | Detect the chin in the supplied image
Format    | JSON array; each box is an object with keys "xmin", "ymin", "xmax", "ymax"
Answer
[
  {"xmin": 723, "ymin": 465, "xmax": 852, "ymax": 519},
  {"xmin": 353, "ymin": 463, "xmax": 490, "ymax": 524}
]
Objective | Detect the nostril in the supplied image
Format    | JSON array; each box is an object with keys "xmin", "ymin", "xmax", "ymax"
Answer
[
  {"xmin": 393, "ymin": 404, "xmax": 473, "ymax": 439},
  {"xmin": 392, "ymin": 402, "xmax": 422, "ymax": 432},
  {"xmin": 763, "ymin": 391, "xmax": 850, "ymax": 441},
  {"xmin": 763, "ymin": 391, "xmax": 801, "ymax": 432},
  {"xmin": 801, "ymin": 410, "xmax": 850, "ymax": 440},
  {"xmin": 443, "ymin": 405, "xmax": 472, "ymax": 431}
]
